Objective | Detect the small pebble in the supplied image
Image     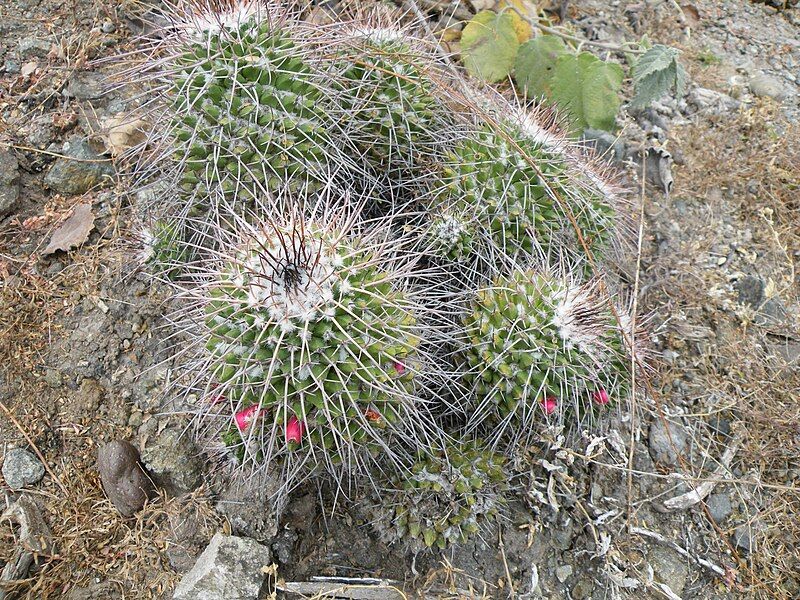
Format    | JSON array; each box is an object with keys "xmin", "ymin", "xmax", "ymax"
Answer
[
  {"xmin": 2, "ymin": 447, "xmax": 45, "ymax": 490},
  {"xmin": 97, "ymin": 440, "xmax": 154, "ymax": 517}
]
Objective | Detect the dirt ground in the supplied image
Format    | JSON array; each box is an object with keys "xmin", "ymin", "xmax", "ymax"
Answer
[{"xmin": 1, "ymin": 0, "xmax": 799, "ymax": 598}]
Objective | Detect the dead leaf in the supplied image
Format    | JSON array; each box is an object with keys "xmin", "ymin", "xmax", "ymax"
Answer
[
  {"xmin": 680, "ymin": 3, "xmax": 701, "ymax": 23},
  {"xmin": 43, "ymin": 203, "xmax": 95, "ymax": 255},
  {"xmin": 20, "ymin": 61, "xmax": 38, "ymax": 77},
  {"xmin": 97, "ymin": 114, "xmax": 148, "ymax": 157}
]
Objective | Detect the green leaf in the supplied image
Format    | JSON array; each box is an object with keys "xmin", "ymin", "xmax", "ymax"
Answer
[
  {"xmin": 550, "ymin": 52, "xmax": 624, "ymax": 131},
  {"xmin": 631, "ymin": 44, "xmax": 686, "ymax": 109},
  {"xmin": 461, "ymin": 10, "xmax": 520, "ymax": 83},
  {"xmin": 514, "ymin": 35, "xmax": 570, "ymax": 99},
  {"xmin": 633, "ymin": 45, "xmax": 680, "ymax": 82},
  {"xmin": 631, "ymin": 66, "xmax": 674, "ymax": 109}
]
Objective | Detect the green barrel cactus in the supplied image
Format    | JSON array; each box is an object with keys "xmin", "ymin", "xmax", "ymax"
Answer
[
  {"xmin": 201, "ymin": 213, "xmax": 422, "ymax": 473},
  {"xmin": 326, "ymin": 27, "xmax": 445, "ymax": 175},
  {"xmin": 371, "ymin": 440, "xmax": 506, "ymax": 551},
  {"xmin": 434, "ymin": 115, "xmax": 617, "ymax": 264},
  {"xmin": 461, "ymin": 269, "xmax": 632, "ymax": 422},
  {"xmin": 167, "ymin": 10, "xmax": 340, "ymax": 201}
]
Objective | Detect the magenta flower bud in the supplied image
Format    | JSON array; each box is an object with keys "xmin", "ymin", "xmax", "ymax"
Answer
[
  {"xmin": 286, "ymin": 415, "xmax": 305, "ymax": 446},
  {"xmin": 234, "ymin": 405, "xmax": 262, "ymax": 432},
  {"xmin": 393, "ymin": 360, "xmax": 406, "ymax": 376},
  {"xmin": 592, "ymin": 389, "xmax": 610, "ymax": 405},
  {"xmin": 540, "ymin": 396, "xmax": 557, "ymax": 415}
]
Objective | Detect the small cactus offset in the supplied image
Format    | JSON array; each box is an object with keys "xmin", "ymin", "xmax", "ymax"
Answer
[
  {"xmin": 137, "ymin": 218, "xmax": 191, "ymax": 279},
  {"xmin": 434, "ymin": 102, "xmax": 619, "ymax": 264},
  {"xmin": 461, "ymin": 268, "xmax": 634, "ymax": 432},
  {"xmin": 425, "ymin": 210, "xmax": 475, "ymax": 262},
  {"xmin": 193, "ymin": 199, "xmax": 427, "ymax": 480},
  {"xmin": 370, "ymin": 440, "xmax": 507, "ymax": 551}
]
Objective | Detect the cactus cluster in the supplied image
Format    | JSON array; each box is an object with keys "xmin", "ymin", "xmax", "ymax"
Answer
[
  {"xmin": 130, "ymin": 0, "xmax": 646, "ymax": 552},
  {"xmin": 371, "ymin": 440, "xmax": 506, "ymax": 551}
]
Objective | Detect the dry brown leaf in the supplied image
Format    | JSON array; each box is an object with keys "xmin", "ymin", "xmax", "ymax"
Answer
[
  {"xmin": 98, "ymin": 115, "xmax": 148, "ymax": 157},
  {"xmin": 43, "ymin": 203, "xmax": 95, "ymax": 255},
  {"xmin": 21, "ymin": 61, "xmax": 38, "ymax": 77}
]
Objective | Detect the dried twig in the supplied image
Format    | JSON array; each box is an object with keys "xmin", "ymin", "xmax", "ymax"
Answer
[
  {"xmin": 662, "ymin": 432, "xmax": 742, "ymax": 511},
  {"xmin": 631, "ymin": 526, "xmax": 726, "ymax": 577}
]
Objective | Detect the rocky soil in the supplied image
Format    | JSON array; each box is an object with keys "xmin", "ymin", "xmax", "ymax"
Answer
[{"xmin": 1, "ymin": 0, "xmax": 798, "ymax": 599}]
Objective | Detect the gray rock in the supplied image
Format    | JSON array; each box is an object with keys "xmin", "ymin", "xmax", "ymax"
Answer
[
  {"xmin": 650, "ymin": 547, "xmax": 689, "ymax": 595},
  {"xmin": 44, "ymin": 138, "xmax": 114, "ymax": 196},
  {"xmin": 0, "ymin": 150, "xmax": 20, "ymax": 217},
  {"xmin": 101, "ymin": 20, "xmax": 116, "ymax": 34},
  {"xmin": 749, "ymin": 73, "xmax": 790, "ymax": 101},
  {"xmin": 736, "ymin": 275, "xmax": 764, "ymax": 309},
  {"xmin": 2, "ymin": 448, "xmax": 45, "ymax": 490},
  {"xmin": 97, "ymin": 440, "xmax": 154, "ymax": 517},
  {"xmin": 687, "ymin": 87, "xmax": 741, "ymax": 115},
  {"xmin": 65, "ymin": 72, "xmax": 106, "ymax": 100},
  {"xmin": 165, "ymin": 506, "xmax": 213, "ymax": 573},
  {"xmin": 582, "ymin": 129, "xmax": 626, "ymax": 163},
  {"xmin": 215, "ymin": 481, "xmax": 279, "ymax": 542},
  {"xmin": 733, "ymin": 524, "xmax": 753, "ymax": 553},
  {"xmin": 706, "ymin": 493, "xmax": 733, "ymax": 523},
  {"xmin": 18, "ymin": 38, "xmax": 52, "ymax": 60},
  {"xmin": 64, "ymin": 582, "xmax": 118, "ymax": 600},
  {"xmin": 172, "ymin": 534, "xmax": 271, "ymax": 600},
  {"xmin": 140, "ymin": 426, "xmax": 202, "ymax": 496},
  {"xmin": 555, "ymin": 564, "xmax": 573, "ymax": 583},
  {"xmin": 648, "ymin": 419, "xmax": 688, "ymax": 466},
  {"xmin": 571, "ymin": 577, "xmax": 594, "ymax": 600},
  {"xmin": 3, "ymin": 59, "xmax": 21, "ymax": 74}
]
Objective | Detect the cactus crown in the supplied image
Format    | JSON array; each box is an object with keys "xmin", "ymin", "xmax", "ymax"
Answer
[
  {"xmin": 434, "ymin": 98, "xmax": 617, "ymax": 265},
  {"xmin": 165, "ymin": 2, "xmax": 341, "ymax": 203},
  {"xmin": 326, "ymin": 19, "xmax": 445, "ymax": 174},
  {"xmin": 198, "ymin": 202, "xmax": 424, "ymax": 478}
]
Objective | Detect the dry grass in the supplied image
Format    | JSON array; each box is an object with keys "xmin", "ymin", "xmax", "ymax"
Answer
[
  {"xmin": 656, "ymin": 97, "xmax": 800, "ymax": 598},
  {"xmin": 1, "ymin": 448, "xmax": 223, "ymax": 598},
  {"xmin": 0, "ymin": 192, "xmax": 221, "ymax": 598}
]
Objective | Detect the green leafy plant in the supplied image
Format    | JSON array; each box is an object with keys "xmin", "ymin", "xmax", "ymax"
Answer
[
  {"xmin": 461, "ymin": 10, "xmax": 520, "ymax": 83},
  {"xmin": 514, "ymin": 34, "xmax": 569, "ymax": 98},
  {"xmin": 630, "ymin": 44, "xmax": 687, "ymax": 109},
  {"xmin": 459, "ymin": 10, "xmax": 686, "ymax": 131}
]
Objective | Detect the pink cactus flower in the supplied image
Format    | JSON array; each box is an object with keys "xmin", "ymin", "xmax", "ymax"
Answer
[
  {"xmin": 364, "ymin": 408, "xmax": 381, "ymax": 423},
  {"xmin": 540, "ymin": 396, "xmax": 557, "ymax": 415},
  {"xmin": 393, "ymin": 360, "xmax": 406, "ymax": 376},
  {"xmin": 234, "ymin": 405, "xmax": 262, "ymax": 432},
  {"xmin": 592, "ymin": 389, "xmax": 610, "ymax": 406},
  {"xmin": 286, "ymin": 416, "xmax": 305, "ymax": 446}
]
